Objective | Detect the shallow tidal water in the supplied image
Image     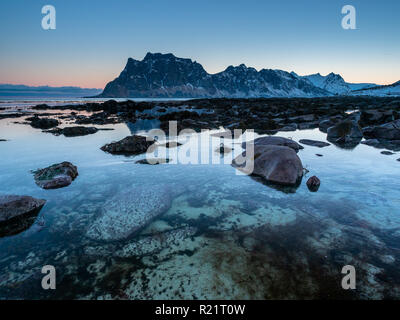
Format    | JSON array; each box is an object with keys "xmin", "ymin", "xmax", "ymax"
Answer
[{"xmin": 0, "ymin": 110, "xmax": 400, "ymax": 300}]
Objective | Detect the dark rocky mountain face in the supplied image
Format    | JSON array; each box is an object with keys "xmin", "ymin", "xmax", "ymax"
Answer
[{"xmin": 100, "ymin": 53, "xmax": 330, "ymax": 98}]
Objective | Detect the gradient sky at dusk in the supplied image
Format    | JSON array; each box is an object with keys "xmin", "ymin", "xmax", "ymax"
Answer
[{"xmin": 0, "ymin": 0, "xmax": 399, "ymax": 88}]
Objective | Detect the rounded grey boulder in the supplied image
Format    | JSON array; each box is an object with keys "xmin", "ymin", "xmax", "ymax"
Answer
[{"xmin": 232, "ymin": 144, "xmax": 303, "ymax": 186}]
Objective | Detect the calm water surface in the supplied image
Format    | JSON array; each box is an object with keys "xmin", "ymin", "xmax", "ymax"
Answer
[{"xmin": 0, "ymin": 108, "xmax": 399, "ymax": 299}]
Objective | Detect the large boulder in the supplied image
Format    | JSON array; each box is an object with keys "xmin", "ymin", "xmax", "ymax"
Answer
[
  {"xmin": 33, "ymin": 162, "xmax": 78, "ymax": 189},
  {"xmin": 0, "ymin": 195, "xmax": 46, "ymax": 223},
  {"xmin": 101, "ymin": 135, "xmax": 155, "ymax": 155},
  {"xmin": 363, "ymin": 119, "xmax": 400, "ymax": 140},
  {"xmin": 86, "ymin": 185, "xmax": 172, "ymax": 241},
  {"xmin": 242, "ymin": 136, "xmax": 303, "ymax": 153},
  {"xmin": 232, "ymin": 144, "xmax": 303, "ymax": 186}
]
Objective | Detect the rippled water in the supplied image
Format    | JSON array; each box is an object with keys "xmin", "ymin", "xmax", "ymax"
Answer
[{"xmin": 0, "ymin": 110, "xmax": 399, "ymax": 299}]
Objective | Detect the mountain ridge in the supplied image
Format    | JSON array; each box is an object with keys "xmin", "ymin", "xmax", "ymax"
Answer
[{"xmin": 98, "ymin": 52, "xmax": 398, "ymax": 98}]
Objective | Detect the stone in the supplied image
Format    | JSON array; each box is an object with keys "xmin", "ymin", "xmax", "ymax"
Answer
[
  {"xmin": 86, "ymin": 185, "xmax": 172, "ymax": 241},
  {"xmin": 135, "ymin": 158, "xmax": 170, "ymax": 165},
  {"xmin": 243, "ymin": 136, "xmax": 303, "ymax": 153},
  {"xmin": 46, "ymin": 126, "xmax": 99, "ymax": 137},
  {"xmin": 0, "ymin": 195, "xmax": 46, "ymax": 223},
  {"xmin": 33, "ymin": 162, "xmax": 78, "ymax": 189},
  {"xmin": 299, "ymin": 139, "xmax": 330, "ymax": 148},
  {"xmin": 28, "ymin": 116, "xmax": 59, "ymax": 129},
  {"xmin": 306, "ymin": 176, "xmax": 320, "ymax": 192},
  {"xmin": 232, "ymin": 144, "xmax": 303, "ymax": 186},
  {"xmin": 363, "ymin": 119, "xmax": 400, "ymax": 140},
  {"xmin": 381, "ymin": 151, "xmax": 395, "ymax": 155},
  {"xmin": 101, "ymin": 135, "xmax": 155, "ymax": 155}
]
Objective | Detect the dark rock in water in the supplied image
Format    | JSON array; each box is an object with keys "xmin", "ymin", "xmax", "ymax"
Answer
[
  {"xmin": 135, "ymin": 158, "xmax": 170, "ymax": 165},
  {"xmin": 0, "ymin": 195, "xmax": 46, "ymax": 237},
  {"xmin": 381, "ymin": 151, "xmax": 395, "ymax": 155},
  {"xmin": 101, "ymin": 135, "xmax": 155, "ymax": 155},
  {"xmin": 306, "ymin": 176, "xmax": 320, "ymax": 192},
  {"xmin": 327, "ymin": 120, "xmax": 363, "ymax": 140},
  {"xmin": 316, "ymin": 154, "xmax": 323, "ymax": 157},
  {"xmin": 0, "ymin": 139, "xmax": 7, "ymax": 142},
  {"xmin": 243, "ymin": 136, "xmax": 303, "ymax": 153},
  {"xmin": 363, "ymin": 119, "xmax": 400, "ymax": 140},
  {"xmin": 33, "ymin": 162, "xmax": 78, "ymax": 189},
  {"xmin": 327, "ymin": 120, "xmax": 363, "ymax": 148},
  {"xmin": 280, "ymin": 124, "xmax": 297, "ymax": 132},
  {"xmin": 299, "ymin": 139, "xmax": 330, "ymax": 148},
  {"xmin": 85, "ymin": 185, "xmax": 172, "ymax": 241},
  {"xmin": 397, "ymin": 158, "xmax": 400, "ymax": 162},
  {"xmin": 27, "ymin": 115, "xmax": 59, "ymax": 129},
  {"xmin": 232, "ymin": 144, "xmax": 303, "ymax": 186},
  {"xmin": 361, "ymin": 138, "xmax": 400, "ymax": 151},
  {"xmin": 45, "ymin": 126, "xmax": 99, "ymax": 137}
]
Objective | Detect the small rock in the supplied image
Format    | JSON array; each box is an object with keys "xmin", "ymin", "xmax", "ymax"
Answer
[
  {"xmin": 299, "ymin": 139, "xmax": 330, "ymax": 148},
  {"xmin": 101, "ymin": 135, "xmax": 155, "ymax": 155},
  {"xmin": 306, "ymin": 176, "xmax": 320, "ymax": 192},
  {"xmin": 381, "ymin": 151, "xmax": 395, "ymax": 155},
  {"xmin": 33, "ymin": 162, "xmax": 78, "ymax": 189},
  {"xmin": 135, "ymin": 158, "xmax": 170, "ymax": 165},
  {"xmin": 316, "ymin": 154, "xmax": 323, "ymax": 157},
  {"xmin": 45, "ymin": 126, "xmax": 99, "ymax": 137}
]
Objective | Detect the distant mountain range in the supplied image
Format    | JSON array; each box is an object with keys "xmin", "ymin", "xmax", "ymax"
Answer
[
  {"xmin": 0, "ymin": 84, "xmax": 102, "ymax": 98},
  {"xmin": 98, "ymin": 52, "xmax": 400, "ymax": 98}
]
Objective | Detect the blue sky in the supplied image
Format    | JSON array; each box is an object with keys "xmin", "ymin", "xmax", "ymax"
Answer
[{"xmin": 0, "ymin": 0, "xmax": 399, "ymax": 88}]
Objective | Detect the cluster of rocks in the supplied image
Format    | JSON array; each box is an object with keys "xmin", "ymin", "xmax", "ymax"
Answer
[{"xmin": 44, "ymin": 126, "xmax": 99, "ymax": 137}]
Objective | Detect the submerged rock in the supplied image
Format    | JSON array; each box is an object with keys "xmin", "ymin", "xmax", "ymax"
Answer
[
  {"xmin": 33, "ymin": 162, "xmax": 78, "ymax": 189},
  {"xmin": 232, "ymin": 144, "xmax": 303, "ymax": 186},
  {"xmin": 0, "ymin": 195, "xmax": 46, "ymax": 237},
  {"xmin": 361, "ymin": 138, "xmax": 400, "ymax": 151},
  {"xmin": 299, "ymin": 139, "xmax": 330, "ymax": 148},
  {"xmin": 27, "ymin": 116, "xmax": 59, "ymax": 129},
  {"xmin": 45, "ymin": 126, "xmax": 99, "ymax": 137},
  {"xmin": 86, "ymin": 185, "xmax": 172, "ymax": 241},
  {"xmin": 243, "ymin": 136, "xmax": 303, "ymax": 153},
  {"xmin": 101, "ymin": 135, "xmax": 155, "ymax": 155},
  {"xmin": 306, "ymin": 176, "xmax": 321, "ymax": 192},
  {"xmin": 114, "ymin": 227, "xmax": 197, "ymax": 257}
]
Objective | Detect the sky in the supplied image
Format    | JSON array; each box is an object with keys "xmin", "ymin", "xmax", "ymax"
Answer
[{"xmin": 0, "ymin": 0, "xmax": 399, "ymax": 88}]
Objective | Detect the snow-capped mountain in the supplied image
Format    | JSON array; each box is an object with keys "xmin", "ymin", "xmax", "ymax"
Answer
[
  {"xmin": 350, "ymin": 81, "xmax": 400, "ymax": 96},
  {"xmin": 99, "ymin": 52, "xmax": 394, "ymax": 98},
  {"xmin": 300, "ymin": 73, "xmax": 350, "ymax": 94},
  {"xmin": 99, "ymin": 53, "xmax": 329, "ymax": 98}
]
